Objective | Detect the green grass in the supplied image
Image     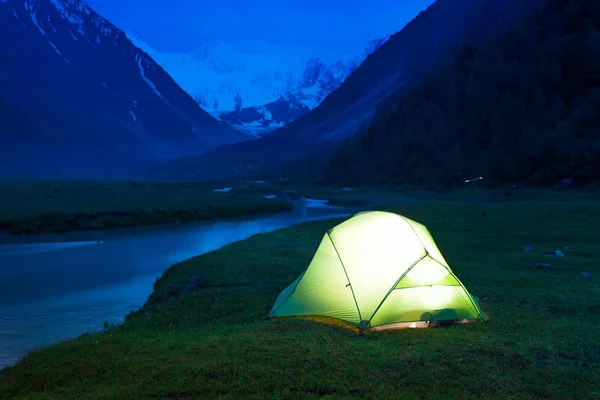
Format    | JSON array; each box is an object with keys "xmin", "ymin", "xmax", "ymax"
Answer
[
  {"xmin": 0, "ymin": 179, "xmax": 293, "ymax": 234},
  {"xmin": 1, "ymin": 200, "xmax": 599, "ymax": 399},
  {"xmin": 3, "ymin": 177, "xmax": 594, "ymax": 235}
]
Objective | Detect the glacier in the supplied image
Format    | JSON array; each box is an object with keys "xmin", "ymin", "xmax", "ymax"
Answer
[
  {"xmin": 127, "ymin": 33, "xmax": 388, "ymax": 134},
  {"xmin": 126, "ymin": 34, "xmax": 353, "ymax": 110}
]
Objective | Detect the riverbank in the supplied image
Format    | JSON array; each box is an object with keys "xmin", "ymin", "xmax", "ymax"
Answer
[
  {"xmin": 2, "ymin": 178, "xmax": 598, "ymax": 235},
  {"xmin": 0, "ymin": 179, "xmax": 293, "ymax": 235},
  {"xmin": 1, "ymin": 200, "xmax": 598, "ymax": 398}
]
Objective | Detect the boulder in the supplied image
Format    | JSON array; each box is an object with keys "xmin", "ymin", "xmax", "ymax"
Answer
[
  {"xmin": 275, "ymin": 190, "xmax": 305, "ymax": 204},
  {"xmin": 557, "ymin": 178, "xmax": 574, "ymax": 189}
]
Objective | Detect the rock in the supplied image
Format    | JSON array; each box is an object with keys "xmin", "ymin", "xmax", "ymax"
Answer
[
  {"xmin": 524, "ymin": 246, "xmax": 534, "ymax": 252},
  {"xmin": 557, "ymin": 178, "xmax": 574, "ymax": 189},
  {"xmin": 581, "ymin": 272, "xmax": 596, "ymax": 278},
  {"xmin": 555, "ymin": 250, "xmax": 565, "ymax": 257},
  {"xmin": 536, "ymin": 263, "xmax": 551, "ymax": 270},
  {"xmin": 275, "ymin": 190, "xmax": 305, "ymax": 204}
]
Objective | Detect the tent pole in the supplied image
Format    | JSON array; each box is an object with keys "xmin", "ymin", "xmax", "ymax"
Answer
[
  {"xmin": 365, "ymin": 252, "xmax": 427, "ymax": 329},
  {"xmin": 327, "ymin": 232, "xmax": 364, "ymax": 325}
]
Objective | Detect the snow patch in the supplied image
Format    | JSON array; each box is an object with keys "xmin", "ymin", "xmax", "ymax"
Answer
[
  {"xmin": 48, "ymin": 40, "xmax": 62, "ymax": 56},
  {"xmin": 47, "ymin": 41, "xmax": 61, "ymax": 55},
  {"xmin": 68, "ymin": 29, "xmax": 78, "ymax": 41},
  {"xmin": 49, "ymin": 0, "xmax": 112, "ymax": 38},
  {"xmin": 125, "ymin": 33, "xmax": 387, "ymax": 127},
  {"xmin": 97, "ymin": 23, "xmax": 112, "ymax": 36},
  {"xmin": 25, "ymin": 2, "xmax": 47, "ymax": 36},
  {"xmin": 240, "ymin": 121, "xmax": 265, "ymax": 128},
  {"xmin": 136, "ymin": 55, "xmax": 165, "ymax": 99},
  {"xmin": 235, "ymin": 121, "xmax": 267, "ymax": 136},
  {"xmin": 46, "ymin": 40, "xmax": 71, "ymax": 65},
  {"xmin": 13, "ymin": 8, "xmax": 27, "ymax": 27},
  {"xmin": 129, "ymin": 110, "xmax": 137, "ymax": 122},
  {"xmin": 49, "ymin": 0, "xmax": 84, "ymax": 25},
  {"xmin": 225, "ymin": 118, "xmax": 286, "ymax": 137},
  {"xmin": 126, "ymin": 33, "xmax": 362, "ymax": 111},
  {"xmin": 262, "ymin": 107, "xmax": 273, "ymax": 121}
]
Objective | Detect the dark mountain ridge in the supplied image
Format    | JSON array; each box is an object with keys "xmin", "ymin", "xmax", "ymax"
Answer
[
  {"xmin": 327, "ymin": 0, "xmax": 600, "ymax": 188},
  {"xmin": 0, "ymin": 0, "xmax": 248, "ymax": 178},
  {"xmin": 215, "ymin": 37, "xmax": 390, "ymax": 137},
  {"xmin": 152, "ymin": 0, "xmax": 547, "ymax": 181}
]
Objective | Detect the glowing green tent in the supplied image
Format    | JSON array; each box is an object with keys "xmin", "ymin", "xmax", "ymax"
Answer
[{"xmin": 269, "ymin": 211, "xmax": 485, "ymax": 330}]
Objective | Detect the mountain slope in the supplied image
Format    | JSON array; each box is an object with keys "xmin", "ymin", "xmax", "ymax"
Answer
[
  {"xmin": 0, "ymin": 0, "xmax": 248, "ymax": 178},
  {"xmin": 327, "ymin": 0, "xmax": 600, "ymax": 188},
  {"xmin": 153, "ymin": 0, "xmax": 547, "ymax": 181},
  {"xmin": 126, "ymin": 37, "xmax": 323, "ymax": 111},
  {"xmin": 217, "ymin": 38, "xmax": 389, "ymax": 136},
  {"xmin": 128, "ymin": 36, "xmax": 388, "ymax": 136}
]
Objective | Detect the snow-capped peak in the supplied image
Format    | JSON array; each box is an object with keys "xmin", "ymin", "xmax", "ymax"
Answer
[
  {"xmin": 49, "ymin": 0, "xmax": 88, "ymax": 25},
  {"xmin": 126, "ymin": 33, "xmax": 386, "ymax": 113},
  {"xmin": 182, "ymin": 36, "xmax": 390, "ymax": 137}
]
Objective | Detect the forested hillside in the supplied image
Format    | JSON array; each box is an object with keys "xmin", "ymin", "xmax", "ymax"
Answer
[{"xmin": 325, "ymin": 0, "xmax": 600, "ymax": 188}]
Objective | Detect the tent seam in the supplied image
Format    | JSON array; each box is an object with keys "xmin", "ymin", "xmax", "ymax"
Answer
[
  {"xmin": 442, "ymin": 266, "xmax": 486, "ymax": 320},
  {"xmin": 268, "ymin": 271, "xmax": 306, "ymax": 317},
  {"xmin": 398, "ymin": 215, "xmax": 428, "ymax": 249},
  {"xmin": 398, "ymin": 215, "xmax": 449, "ymax": 267},
  {"xmin": 365, "ymin": 252, "xmax": 427, "ymax": 329},
  {"xmin": 327, "ymin": 232, "xmax": 364, "ymax": 325}
]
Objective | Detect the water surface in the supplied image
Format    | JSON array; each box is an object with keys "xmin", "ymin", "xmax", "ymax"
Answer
[{"xmin": 0, "ymin": 200, "xmax": 363, "ymax": 369}]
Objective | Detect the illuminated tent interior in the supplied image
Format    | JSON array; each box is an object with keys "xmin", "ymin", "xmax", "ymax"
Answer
[{"xmin": 269, "ymin": 211, "xmax": 485, "ymax": 330}]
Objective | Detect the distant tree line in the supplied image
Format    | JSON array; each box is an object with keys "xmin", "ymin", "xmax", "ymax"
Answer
[{"xmin": 318, "ymin": 0, "xmax": 600, "ymax": 188}]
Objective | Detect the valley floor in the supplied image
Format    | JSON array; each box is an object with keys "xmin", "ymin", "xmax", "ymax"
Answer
[
  {"xmin": 1, "ymin": 199, "xmax": 599, "ymax": 399},
  {"xmin": 0, "ymin": 179, "xmax": 294, "ymax": 236},
  {"xmin": 2, "ymin": 178, "xmax": 598, "ymax": 237}
]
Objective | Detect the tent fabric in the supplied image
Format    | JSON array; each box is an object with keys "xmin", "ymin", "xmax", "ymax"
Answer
[{"xmin": 268, "ymin": 211, "xmax": 484, "ymax": 330}]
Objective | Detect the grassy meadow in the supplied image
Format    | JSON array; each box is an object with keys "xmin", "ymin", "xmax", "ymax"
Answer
[
  {"xmin": 0, "ymin": 179, "xmax": 295, "ymax": 234},
  {"xmin": 1, "ymin": 177, "xmax": 597, "ymax": 235},
  {"xmin": 1, "ymin": 199, "xmax": 598, "ymax": 399}
]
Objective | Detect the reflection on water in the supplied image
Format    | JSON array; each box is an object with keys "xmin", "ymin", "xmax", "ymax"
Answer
[{"xmin": 0, "ymin": 202, "xmax": 363, "ymax": 369}]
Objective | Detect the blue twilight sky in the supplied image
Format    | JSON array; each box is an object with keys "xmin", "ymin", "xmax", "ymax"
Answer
[{"xmin": 85, "ymin": 0, "xmax": 436, "ymax": 53}]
